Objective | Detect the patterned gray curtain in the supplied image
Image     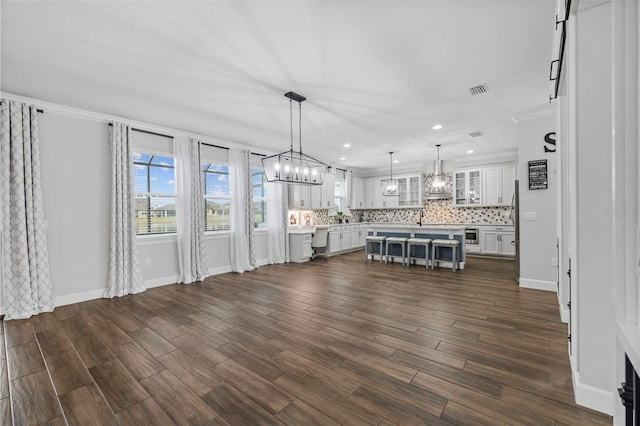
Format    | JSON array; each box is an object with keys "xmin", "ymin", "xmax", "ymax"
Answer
[
  {"xmin": 104, "ymin": 122, "xmax": 146, "ymax": 297},
  {"xmin": 0, "ymin": 100, "xmax": 54, "ymax": 319},
  {"xmin": 229, "ymin": 149, "xmax": 254, "ymax": 272},
  {"xmin": 175, "ymin": 138, "xmax": 208, "ymax": 283}
]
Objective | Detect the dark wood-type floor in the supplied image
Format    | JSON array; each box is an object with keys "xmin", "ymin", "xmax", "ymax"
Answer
[{"xmin": 1, "ymin": 251, "xmax": 612, "ymax": 425}]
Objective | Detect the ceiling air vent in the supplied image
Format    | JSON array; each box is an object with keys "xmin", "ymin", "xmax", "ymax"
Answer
[
  {"xmin": 469, "ymin": 131, "xmax": 485, "ymax": 138},
  {"xmin": 469, "ymin": 84, "xmax": 489, "ymax": 96}
]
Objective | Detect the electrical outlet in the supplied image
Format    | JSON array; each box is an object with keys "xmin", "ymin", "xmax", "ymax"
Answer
[
  {"xmin": 145, "ymin": 258, "xmax": 152, "ymax": 266},
  {"xmin": 551, "ymin": 257, "xmax": 558, "ymax": 267}
]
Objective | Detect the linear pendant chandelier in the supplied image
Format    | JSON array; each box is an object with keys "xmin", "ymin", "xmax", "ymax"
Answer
[{"xmin": 262, "ymin": 91, "xmax": 327, "ymax": 185}]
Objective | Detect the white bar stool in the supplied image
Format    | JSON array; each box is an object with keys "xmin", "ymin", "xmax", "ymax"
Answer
[
  {"xmin": 385, "ymin": 237, "xmax": 409, "ymax": 266},
  {"xmin": 407, "ymin": 237, "xmax": 432, "ymax": 269},
  {"xmin": 431, "ymin": 239, "xmax": 460, "ymax": 272},
  {"xmin": 365, "ymin": 235, "xmax": 387, "ymax": 263}
]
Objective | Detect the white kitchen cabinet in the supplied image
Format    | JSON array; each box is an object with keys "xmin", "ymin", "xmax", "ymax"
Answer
[
  {"xmin": 482, "ymin": 228, "xmax": 515, "ymax": 256},
  {"xmin": 373, "ymin": 177, "xmax": 398, "ymax": 208},
  {"xmin": 321, "ymin": 173, "xmax": 336, "ymax": 209},
  {"xmin": 289, "ymin": 232, "xmax": 313, "ymax": 262},
  {"xmin": 329, "ymin": 225, "xmax": 352, "ymax": 254},
  {"xmin": 351, "ymin": 176, "xmax": 366, "ymax": 209},
  {"xmin": 288, "ymin": 184, "xmax": 322, "ymax": 209},
  {"xmin": 350, "ymin": 225, "xmax": 366, "ymax": 249},
  {"xmin": 397, "ymin": 174, "xmax": 422, "ymax": 207},
  {"xmin": 453, "ymin": 169, "xmax": 482, "ymax": 207},
  {"xmin": 483, "ymin": 165, "xmax": 515, "ymax": 206}
]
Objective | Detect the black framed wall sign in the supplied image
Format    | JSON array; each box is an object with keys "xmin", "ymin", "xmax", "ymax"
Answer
[{"xmin": 528, "ymin": 159, "xmax": 548, "ymax": 190}]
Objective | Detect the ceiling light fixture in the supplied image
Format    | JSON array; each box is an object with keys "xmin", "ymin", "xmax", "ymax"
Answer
[
  {"xmin": 340, "ymin": 157, "xmax": 346, "ymax": 160},
  {"xmin": 262, "ymin": 91, "xmax": 327, "ymax": 185},
  {"xmin": 343, "ymin": 143, "xmax": 351, "ymax": 148},
  {"xmin": 381, "ymin": 152, "xmax": 398, "ymax": 197},
  {"xmin": 425, "ymin": 144, "xmax": 452, "ymax": 200},
  {"xmin": 432, "ymin": 124, "xmax": 443, "ymax": 130},
  {"xmin": 466, "ymin": 149, "xmax": 474, "ymax": 154}
]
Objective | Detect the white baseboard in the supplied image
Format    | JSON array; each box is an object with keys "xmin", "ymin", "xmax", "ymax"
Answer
[
  {"xmin": 519, "ymin": 278, "xmax": 557, "ymax": 292},
  {"xmin": 145, "ymin": 275, "xmax": 179, "ymax": 289},
  {"xmin": 208, "ymin": 265, "xmax": 232, "ymax": 276},
  {"xmin": 572, "ymin": 371, "xmax": 614, "ymax": 416},
  {"xmin": 559, "ymin": 304, "xmax": 569, "ymax": 323},
  {"xmin": 54, "ymin": 288, "xmax": 105, "ymax": 307}
]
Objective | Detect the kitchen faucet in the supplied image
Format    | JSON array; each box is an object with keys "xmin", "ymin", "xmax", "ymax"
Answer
[{"xmin": 417, "ymin": 210, "xmax": 423, "ymax": 226}]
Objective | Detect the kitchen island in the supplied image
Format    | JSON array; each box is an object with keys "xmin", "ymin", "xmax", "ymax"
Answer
[{"xmin": 366, "ymin": 223, "xmax": 466, "ymax": 269}]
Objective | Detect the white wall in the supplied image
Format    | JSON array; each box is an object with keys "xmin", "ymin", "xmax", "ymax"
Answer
[
  {"xmin": 39, "ymin": 113, "xmax": 111, "ymax": 304},
  {"xmin": 517, "ymin": 112, "xmax": 558, "ymax": 291},
  {"xmin": 572, "ymin": 1, "xmax": 615, "ymax": 410},
  {"xmin": 19, "ymin": 104, "xmax": 270, "ymax": 307}
]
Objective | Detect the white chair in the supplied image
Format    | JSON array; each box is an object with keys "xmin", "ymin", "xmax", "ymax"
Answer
[
  {"xmin": 385, "ymin": 237, "xmax": 409, "ymax": 266},
  {"xmin": 311, "ymin": 226, "xmax": 329, "ymax": 260},
  {"xmin": 407, "ymin": 237, "xmax": 432, "ymax": 269}
]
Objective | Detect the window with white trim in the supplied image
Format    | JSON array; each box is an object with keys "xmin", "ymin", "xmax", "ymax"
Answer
[
  {"xmin": 133, "ymin": 153, "xmax": 177, "ymax": 235},
  {"xmin": 203, "ymin": 163, "xmax": 231, "ymax": 232},
  {"xmin": 252, "ymin": 168, "xmax": 267, "ymax": 229}
]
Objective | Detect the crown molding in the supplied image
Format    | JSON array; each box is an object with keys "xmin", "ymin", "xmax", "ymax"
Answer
[{"xmin": 511, "ymin": 105, "xmax": 556, "ymax": 124}]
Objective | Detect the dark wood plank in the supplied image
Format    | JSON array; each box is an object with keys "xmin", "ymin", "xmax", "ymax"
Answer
[
  {"xmin": 10, "ymin": 370, "xmax": 62, "ymax": 425},
  {"xmin": 441, "ymin": 400, "xmax": 510, "ymax": 426},
  {"xmin": 201, "ymin": 383, "xmax": 284, "ymax": 426},
  {"xmin": 72, "ymin": 334, "xmax": 116, "ymax": 368},
  {"xmin": 110, "ymin": 341, "xmax": 165, "ymax": 380},
  {"xmin": 128, "ymin": 327, "xmax": 177, "ymax": 357},
  {"xmin": 211, "ymin": 359, "xmax": 292, "ymax": 415},
  {"xmin": 275, "ymin": 399, "xmax": 340, "ymax": 426},
  {"xmin": 157, "ymin": 349, "xmax": 224, "ymax": 396},
  {"xmin": 58, "ymin": 383, "xmax": 118, "ymax": 425},
  {"xmin": 45, "ymin": 350, "xmax": 93, "ymax": 395},
  {"xmin": 115, "ymin": 398, "xmax": 174, "ymax": 426},
  {"xmin": 36, "ymin": 327, "xmax": 74, "ymax": 358},
  {"xmin": 1, "ymin": 397, "xmax": 11, "ymax": 426},
  {"xmin": 139, "ymin": 370, "xmax": 219, "ymax": 425},
  {"xmin": 89, "ymin": 359, "xmax": 150, "ymax": 413},
  {"xmin": 7, "ymin": 342, "xmax": 46, "ymax": 380},
  {"xmin": 170, "ymin": 333, "xmax": 228, "ymax": 368}
]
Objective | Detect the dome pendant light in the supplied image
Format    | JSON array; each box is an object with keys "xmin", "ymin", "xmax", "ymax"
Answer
[
  {"xmin": 381, "ymin": 152, "xmax": 398, "ymax": 197},
  {"xmin": 262, "ymin": 91, "xmax": 328, "ymax": 185}
]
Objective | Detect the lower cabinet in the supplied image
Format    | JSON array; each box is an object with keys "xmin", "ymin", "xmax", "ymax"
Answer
[
  {"xmin": 328, "ymin": 225, "xmax": 366, "ymax": 254},
  {"xmin": 289, "ymin": 233, "xmax": 313, "ymax": 262},
  {"xmin": 351, "ymin": 227, "xmax": 366, "ymax": 249},
  {"xmin": 329, "ymin": 227, "xmax": 351, "ymax": 254},
  {"xmin": 482, "ymin": 230, "xmax": 515, "ymax": 256}
]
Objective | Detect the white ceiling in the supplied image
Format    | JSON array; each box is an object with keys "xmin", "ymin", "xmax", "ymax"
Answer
[{"xmin": 1, "ymin": 1, "xmax": 555, "ymax": 174}]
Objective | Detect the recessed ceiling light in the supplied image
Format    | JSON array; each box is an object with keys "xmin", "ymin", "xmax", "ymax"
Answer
[
  {"xmin": 394, "ymin": 159, "xmax": 399, "ymax": 164},
  {"xmin": 343, "ymin": 143, "xmax": 351, "ymax": 148},
  {"xmin": 432, "ymin": 124, "xmax": 443, "ymax": 130},
  {"xmin": 466, "ymin": 149, "xmax": 474, "ymax": 154},
  {"xmin": 340, "ymin": 157, "xmax": 346, "ymax": 160}
]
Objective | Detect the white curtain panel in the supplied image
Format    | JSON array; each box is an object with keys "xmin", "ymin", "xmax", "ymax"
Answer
[
  {"xmin": 0, "ymin": 100, "xmax": 54, "ymax": 319},
  {"xmin": 104, "ymin": 122, "xmax": 146, "ymax": 298},
  {"xmin": 266, "ymin": 181, "xmax": 287, "ymax": 264},
  {"xmin": 175, "ymin": 138, "xmax": 208, "ymax": 283},
  {"xmin": 229, "ymin": 149, "xmax": 254, "ymax": 273}
]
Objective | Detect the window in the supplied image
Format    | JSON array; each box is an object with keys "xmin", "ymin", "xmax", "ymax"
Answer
[
  {"xmin": 252, "ymin": 168, "xmax": 267, "ymax": 229},
  {"xmin": 203, "ymin": 163, "xmax": 231, "ymax": 232},
  {"xmin": 133, "ymin": 153, "xmax": 176, "ymax": 235}
]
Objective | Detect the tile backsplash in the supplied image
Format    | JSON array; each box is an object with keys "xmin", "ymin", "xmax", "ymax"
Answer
[{"xmin": 314, "ymin": 201, "xmax": 511, "ymax": 226}]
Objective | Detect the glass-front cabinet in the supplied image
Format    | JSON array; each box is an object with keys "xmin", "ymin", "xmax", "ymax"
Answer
[
  {"xmin": 453, "ymin": 169, "xmax": 482, "ymax": 207},
  {"xmin": 397, "ymin": 175, "xmax": 422, "ymax": 207}
]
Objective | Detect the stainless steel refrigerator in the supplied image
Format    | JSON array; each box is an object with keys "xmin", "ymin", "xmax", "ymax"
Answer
[{"xmin": 511, "ymin": 180, "xmax": 520, "ymax": 283}]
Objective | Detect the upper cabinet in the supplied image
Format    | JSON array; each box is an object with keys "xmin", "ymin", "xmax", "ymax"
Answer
[
  {"xmin": 350, "ymin": 176, "xmax": 366, "ymax": 209},
  {"xmin": 453, "ymin": 169, "xmax": 482, "ymax": 207},
  {"xmin": 397, "ymin": 175, "xmax": 422, "ymax": 207},
  {"xmin": 483, "ymin": 165, "xmax": 516, "ymax": 206},
  {"xmin": 360, "ymin": 174, "xmax": 421, "ymax": 209},
  {"xmin": 321, "ymin": 173, "xmax": 336, "ymax": 209}
]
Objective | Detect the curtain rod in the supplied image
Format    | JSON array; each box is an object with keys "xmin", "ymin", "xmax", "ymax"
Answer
[
  {"xmin": 0, "ymin": 101, "xmax": 44, "ymax": 113},
  {"xmin": 107, "ymin": 123, "xmax": 173, "ymax": 139},
  {"xmin": 201, "ymin": 142, "xmax": 265, "ymax": 157}
]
